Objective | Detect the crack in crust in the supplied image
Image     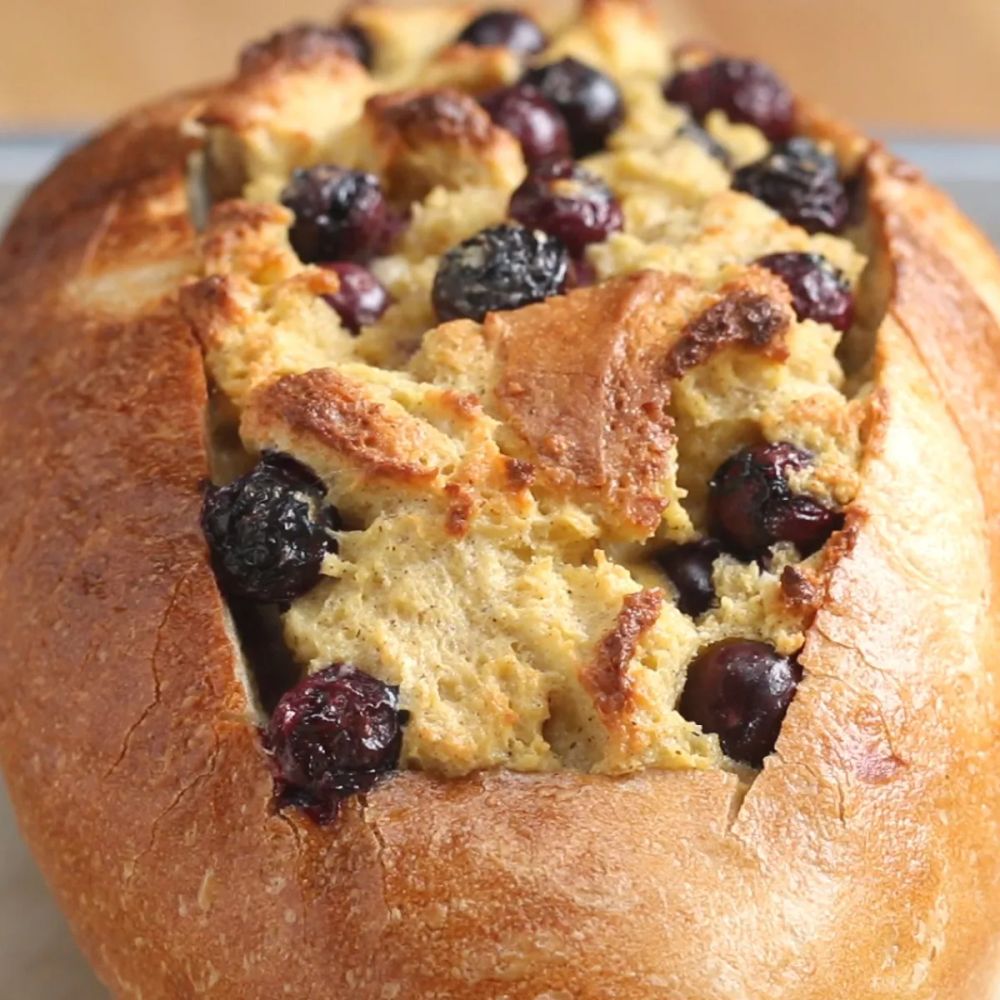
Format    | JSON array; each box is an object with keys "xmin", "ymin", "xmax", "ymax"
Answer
[{"xmin": 105, "ymin": 570, "xmax": 195, "ymax": 777}]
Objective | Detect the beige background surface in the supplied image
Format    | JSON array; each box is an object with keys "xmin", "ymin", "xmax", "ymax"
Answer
[{"xmin": 0, "ymin": 0, "xmax": 998, "ymax": 131}]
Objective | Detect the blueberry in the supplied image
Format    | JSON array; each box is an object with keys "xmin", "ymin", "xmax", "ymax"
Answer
[
  {"xmin": 664, "ymin": 58, "xmax": 794, "ymax": 142},
  {"xmin": 321, "ymin": 261, "xmax": 391, "ymax": 334},
  {"xmin": 201, "ymin": 452, "xmax": 339, "ymax": 603},
  {"xmin": 675, "ymin": 119, "xmax": 732, "ymax": 168},
  {"xmin": 509, "ymin": 159, "xmax": 624, "ymax": 257},
  {"xmin": 733, "ymin": 138, "xmax": 850, "ymax": 234},
  {"xmin": 755, "ymin": 252, "xmax": 854, "ymax": 332},
  {"xmin": 679, "ymin": 638, "xmax": 801, "ymax": 766},
  {"xmin": 708, "ymin": 442, "xmax": 843, "ymax": 559},
  {"xmin": 340, "ymin": 24, "xmax": 374, "ymax": 69},
  {"xmin": 457, "ymin": 10, "xmax": 546, "ymax": 56},
  {"xmin": 520, "ymin": 57, "xmax": 625, "ymax": 156},
  {"xmin": 657, "ymin": 539, "xmax": 722, "ymax": 617},
  {"xmin": 480, "ymin": 85, "xmax": 572, "ymax": 165},
  {"xmin": 432, "ymin": 223, "xmax": 569, "ymax": 322},
  {"xmin": 265, "ymin": 664, "xmax": 406, "ymax": 823},
  {"xmin": 280, "ymin": 166, "xmax": 391, "ymax": 264}
]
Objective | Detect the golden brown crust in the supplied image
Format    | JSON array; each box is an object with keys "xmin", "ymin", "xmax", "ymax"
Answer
[
  {"xmin": 246, "ymin": 368, "xmax": 442, "ymax": 488},
  {"xmin": 196, "ymin": 199, "xmax": 295, "ymax": 277},
  {"xmin": 778, "ymin": 564, "xmax": 820, "ymax": 612},
  {"xmin": 667, "ymin": 272, "xmax": 792, "ymax": 376},
  {"xmin": 199, "ymin": 49, "xmax": 369, "ymax": 132},
  {"xmin": 370, "ymin": 87, "xmax": 494, "ymax": 146},
  {"xmin": 443, "ymin": 482, "xmax": 475, "ymax": 537},
  {"xmin": 358, "ymin": 86, "xmax": 525, "ymax": 201},
  {"xmin": 2, "ymin": 40, "xmax": 1000, "ymax": 1000},
  {"xmin": 487, "ymin": 270, "xmax": 793, "ymax": 537},
  {"xmin": 236, "ymin": 22, "xmax": 365, "ymax": 77},
  {"xmin": 583, "ymin": 588, "xmax": 664, "ymax": 717},
  {"xmin": 503, "ymin": 456, "xmax": 536, "ymax": 491},
  {"xmin": 489, "ymin": 272, "xmax": 686, "ymax": 535}
]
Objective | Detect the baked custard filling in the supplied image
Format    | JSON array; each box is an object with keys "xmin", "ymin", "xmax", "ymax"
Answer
[{"xmin": 184, "ymin": 2, "xmax": 877, "ymax": 822}]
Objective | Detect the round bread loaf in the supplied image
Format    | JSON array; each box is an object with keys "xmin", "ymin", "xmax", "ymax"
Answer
[{"xmin": 2, "ymin": 2, "xmax": 1000, "ymax": 997}]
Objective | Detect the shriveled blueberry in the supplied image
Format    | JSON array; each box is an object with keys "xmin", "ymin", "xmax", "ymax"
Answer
[
  {"xmin": 265, "ymin": 664, "xmax": 406, "ymax": 823},
  {"xmin": 457, "ymin": 9, "xmax": 546, "ymax": 55},
  {"xmin": 521, "ymin": 58, "xmax": 625, "ymax": 156},
  {"xmin": 675, "ymin": 119, "xmax": 732, "ymax": 168},
  {"xmin": 238, "ymin": 22, "xmax": 374, "ymax": 74},
  {"xmin": 321, "ymin": 262, "xmax": 391, "ymax": 334},
  {"xmin": 756, "ymin": 252, "xmax": 854, "ymax": 332},
  {"xmin": 733, "ymin": 138, "xmax": 849, "ymax": 234},
  {"xmin": 657, "ymin": 539, "xmax": 722, "ymax": 617},
  {"xmin": 480, "ymin": 85, "xmax": 572, "ymax": 165},
  {"xmin": 201, "ymin": 452, "xmax": 338, "ymax": 603},
  {"xmin": 509, "ymin": 159, "xmax": 624, "ymax": 257},
  {"xmin": 432, "ymin": 223, "xmax": 569, "ymax": 322},
  {"xmin": 340, "ymin": 24, "xmax": 374, "ymax": 69},
  {"xmin": 679, "ymin": 639, "xmax": 801, "ymax": 766},
  {"xmin": 664, "ymin": 58, "xmax": 794, "ymax": 142},
  {"xmin": 709, "ymin": 442, "xmax": 843, "ymax": 559},
  {"xmin": 281, "ymin": 166, "xmax": 391, "ymax": 264}
]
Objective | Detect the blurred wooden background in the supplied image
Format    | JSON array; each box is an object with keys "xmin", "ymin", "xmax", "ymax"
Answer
[{"xmin": 1, "ymin": 0, "xmax": 999, "ymax": 132}]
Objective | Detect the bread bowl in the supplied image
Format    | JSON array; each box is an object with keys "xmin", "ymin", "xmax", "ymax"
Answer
[{"xmin": 2, "ymin": 1, "xmax": 1000, "ymax": 996}]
